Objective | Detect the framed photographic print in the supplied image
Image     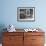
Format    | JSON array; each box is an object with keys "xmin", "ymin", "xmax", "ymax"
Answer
[{"xmin": 17, "ymin": 7, "xmax": 35, "ymax": 22}]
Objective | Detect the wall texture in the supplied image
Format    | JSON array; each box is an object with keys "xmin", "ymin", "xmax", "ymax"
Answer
[{"xmin": 0, "ymin": 0, "xmax": 46, "ymax": 31}]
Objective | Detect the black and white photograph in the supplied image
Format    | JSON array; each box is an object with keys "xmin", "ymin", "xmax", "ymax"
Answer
[{"xmin": 17, "ymin": 7, "xmax": 35, "ymax": 21}]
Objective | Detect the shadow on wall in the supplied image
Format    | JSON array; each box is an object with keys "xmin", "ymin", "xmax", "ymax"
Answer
[{"xmin": 0, "ymin": 24, "xmax": 7, "ymax": 43}]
